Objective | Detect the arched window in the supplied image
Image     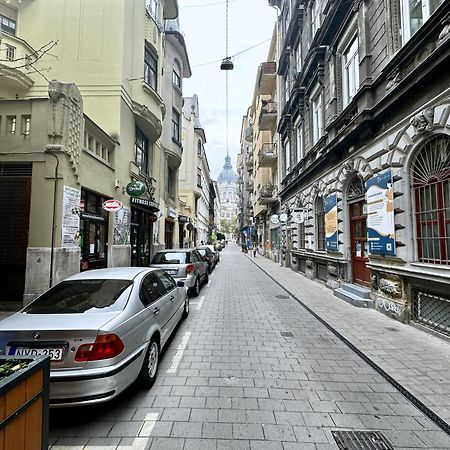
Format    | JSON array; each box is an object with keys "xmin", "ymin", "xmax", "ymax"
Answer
[
  {"xmin": 197, "ymin": 140, "xmax": 202, "ymax": 156},
  {"xmin": 412, "ymin": 135, "xmax": 450, "ymax": 264},
  {"xmin": 315, "ymin": 196, "xmax": 325, "ymax": 250},
  {"xmin": 347, "ymin": 174, "xmax": 365, "ymax": 202},
  {"xmin": 173, "ymin": 61, "xmax": 181, "ymax": 89}
]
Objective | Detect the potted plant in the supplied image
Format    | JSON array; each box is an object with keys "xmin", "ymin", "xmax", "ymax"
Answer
[{"xmin": 0, "ymin": 356, "xmax": 50, "ymax": 450}]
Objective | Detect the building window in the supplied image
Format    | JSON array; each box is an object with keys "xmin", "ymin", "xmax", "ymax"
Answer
[
  {"xmin": 172, "ymin": 109, "xmax": 181, "ymax": 142},
  {"xmin": 197, "ymin": 140, "xmax": 202, "ymax": 156},
  {"xmin": 311, "ymin": 1, "xmax": 320, "ymax": 38},
  {"xmin": 342, "ymin": 37, "xmax": 359, "ymax": 108},
  {"xmin": 145, "ymin": 0, "xmax": 159, "ymax": 19},
  {"xmin": 21, "ymin": 115, "xmax": 31, "ymax": 136},
  {"xmin": 312, "ymin": 92, "xmax": 324, "ymax": 144},
  {"xmin": 299, "ymin": 221, "xmax": 306, "ymax": 248},
  {"xmin": 284, "ymin": 139, "xmax": 290, "ymax": 175},
  {"xmin": 412, "ymin": 135, "xmax": 450, "ymax": 265},
  {"xmin": 197, "ymin": 170, "xmax": 202, "ymax": 188},
  {"xmin": 6, "ymin": 45, "xmax": 15, "ymax": 62},
  {"xmin": 166, "ymin": 165, "xmax": 176, "ymax": 199},
  {"xmin": 135, "ymin": 127, "xmax": 149, "ymax": 175},
  {"xmin": 173, "ymin": 65, "xmax": 181, "ymax": 89},
  {"xmin": 7, "ymin": 116, "xmax": 16, "ymax": 135},
  {"xmin": 296, "ymin": 125, "xmax": 304, "ymax": 163},
  {"xmin": 1, "ymin": 15, "xmax": 16, "ymax": 35},
  {"xmin": 316, "ymin": 196, "xmax": 326, "ymax": 251},
  {"xmin": 400, "ymin": 0, "xmax": 444, "ymax": 43},
  {"xmin": 144, "ymin": 46, "xmax": 157, "ymax": 90}
]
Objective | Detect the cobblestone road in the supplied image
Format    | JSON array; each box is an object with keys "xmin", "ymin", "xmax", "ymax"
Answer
[{"xmin": 48, "ymin": 244, "xmax": 450, "ymax": 449}]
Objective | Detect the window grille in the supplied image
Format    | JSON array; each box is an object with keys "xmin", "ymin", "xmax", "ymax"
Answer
[
  {"xmin": 412, "ymin": 290, "xmax": 450, "ymax": 337},
  {"xmin": 412, "ymin": 135, "xmax": 450, "ymax": 265},
  {"xmin": 347, "ymin": 175, "xmax": 365, "ymax": 201},
  {"xmin": 316, "ymin": 196, "xmax": 326, "ymax": 250}
]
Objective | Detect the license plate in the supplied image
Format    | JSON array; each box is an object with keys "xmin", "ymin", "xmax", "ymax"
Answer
[
  {"xmin": 166, "ymin": 269, "xmax": 177, "ymax": 275},
  {"xmin": 8, "ymin": 346, "xmax": 64, "ymax": 361}
]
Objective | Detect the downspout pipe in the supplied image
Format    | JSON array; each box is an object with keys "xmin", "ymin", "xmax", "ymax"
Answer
[{"xmin": 47, "ymin": 152, "xmax": 59, "ymax": 288}]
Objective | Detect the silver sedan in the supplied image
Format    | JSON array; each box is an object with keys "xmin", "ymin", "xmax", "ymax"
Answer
[{"xmin": 0, "ymin": 267, "xmax": 189, "ymax": 407}]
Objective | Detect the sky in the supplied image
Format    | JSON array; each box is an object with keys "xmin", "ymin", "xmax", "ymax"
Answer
[{"xmin": 179, "ymin": 0, "xmax": 277, "ymax": 180}]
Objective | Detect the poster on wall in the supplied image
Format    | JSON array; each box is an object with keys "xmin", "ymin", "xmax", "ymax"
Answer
[
  {"xmin": 365, "ymin": 170, "xmax": 396, "ymax": 256},
  {"xmin": 325, "ymin": 194, "xmax": 338, "ymax": 251},
  {"xmin": 113, "ymin": 206, "xmax": 130, "ymax": 245},
  {"xmin": 61, "ymin": 185, "xmax": 81, "ymax": 247}
]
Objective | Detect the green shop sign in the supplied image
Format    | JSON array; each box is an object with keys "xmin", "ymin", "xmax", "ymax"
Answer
[{"xmin": 126, "ymin": 181, "xmax": 146, "ymax": 197}]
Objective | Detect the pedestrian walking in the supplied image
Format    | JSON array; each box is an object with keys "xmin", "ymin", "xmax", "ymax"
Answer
[{"xmin": 253, "ymin": 242, "xmax": 257, "ymax": 257}]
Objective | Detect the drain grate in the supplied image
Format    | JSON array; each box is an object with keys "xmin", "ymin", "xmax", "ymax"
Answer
[
  {"xmin": 276, "ymin": 295, "xmax": 290, "ymax": 299},
  {"xmin": 280, "ymin": 331, "xmax": 293, "ymax": 337},
  {"xmin": 332, "ymin": 430, "xmax": 394, "ymax": 450}
]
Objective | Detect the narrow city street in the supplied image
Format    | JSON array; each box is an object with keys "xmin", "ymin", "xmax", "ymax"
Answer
[{"xmin": 48, "ymin": 244, "xmax": 450, "ymax": 450}]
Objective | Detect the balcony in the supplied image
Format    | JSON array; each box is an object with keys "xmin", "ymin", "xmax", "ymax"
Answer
[
  {"xmin": 258, "ymin": 62, "xmax": 277, "ymax": 95},
  {"xmin": 246, "ymin": 181, "xmax": 253, "ymax": 192},
  {"xmin": 244, "ymin": 125, "xmax": 253, "ymax": 142},
  {"xmin": 0, "ymin": 34, "xmax": 35, "ymax": 97},
  {"xmin": 259, "ymin": 101, "xmax": 277, "ymax": 131},
  {"xmin": 258, "ymin": 143, "xmax": 277, "ymax": 168},
  {"xmin": 245, "ymin": 153, "xmax": 253, "ymax": 168},
  {"xmin": 257, "ymin": 183, "xmax": 278, "ymax": 205}
]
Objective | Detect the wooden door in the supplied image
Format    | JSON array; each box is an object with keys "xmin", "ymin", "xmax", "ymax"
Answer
[{"xmin": 350, "ymin": 200, "xmax": 371, "ymax": 286}]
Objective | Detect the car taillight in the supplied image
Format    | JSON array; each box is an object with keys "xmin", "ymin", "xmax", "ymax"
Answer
[
  {"xmin": 186, "ymin": 264, "xmax": 195, "ymax": 273},
  {"xmin": 74, "ymin": 334, "xmax": 124, "ymax": 362}
]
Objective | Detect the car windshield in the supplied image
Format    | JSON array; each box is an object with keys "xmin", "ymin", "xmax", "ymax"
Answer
[
  {"xmin": 197, "ymin": 249, "xmax": 207, "ymax": 256},
  {"xmin": 22, "ymin": 279, "xmax": 133, "ymax": 314},
  {"xmin": 152, "ymin": 252, "xmax": 187, "ymax": 264}
]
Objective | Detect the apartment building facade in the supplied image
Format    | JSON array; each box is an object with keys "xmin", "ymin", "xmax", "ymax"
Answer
[
  {"xmin": 0, "ymin": 0, "xmax": 180, "ymax": 304},
  {"xmin": 269, "ymin": 0, "xmax": 450, "ymax": 335}
]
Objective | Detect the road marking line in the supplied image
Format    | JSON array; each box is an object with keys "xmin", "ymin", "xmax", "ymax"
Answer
[{"xmin": 166, "ymin": 331, "xmax": 191, "ymax": 374}]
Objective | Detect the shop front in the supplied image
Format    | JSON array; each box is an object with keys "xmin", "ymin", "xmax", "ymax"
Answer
[
  {"xmin": 79, "ymin": 189, "xmax": 108, "ymax": 271},
  {"xmin": 130, "ymin": 197, "xmax": 159, "ymax": 266}
]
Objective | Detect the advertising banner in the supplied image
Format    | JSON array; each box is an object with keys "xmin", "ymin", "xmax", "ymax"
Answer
[
  {"xmin": 324, "ymin": 194, "xmax": 338, "ymax": 251},
  {"xmin": 366, "ymin": 170, "xmax": 396, "ymax": 256},
  {"xmin": 61, "ymin": 186, "xmax": 81, "ymax": 247},
  {"xmin": 113, "ymin": 206, "xmax": 131, "ymax": 245}
]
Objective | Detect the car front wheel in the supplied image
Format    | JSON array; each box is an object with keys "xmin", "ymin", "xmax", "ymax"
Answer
[{"xmin": 137, "ymin": 337, "xmax": 159, "ymax": 389}]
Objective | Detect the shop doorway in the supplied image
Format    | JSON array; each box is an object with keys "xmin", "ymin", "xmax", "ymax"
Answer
[
  {"xmin": 130, "ymin": 208, "xmax": 151, "ymax": 267},
  {"xmin": 165, "ymin": 220, "xmax": 174, "ymax": 249},
  {"xmin": 0, "ymin": 165, "xmax": 32, "ymax": 302}
]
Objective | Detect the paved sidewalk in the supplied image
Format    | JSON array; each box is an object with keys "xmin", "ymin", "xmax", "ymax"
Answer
[{"xmin": 247, "ymin": 248, "xmax": 450, "ymax": 423}]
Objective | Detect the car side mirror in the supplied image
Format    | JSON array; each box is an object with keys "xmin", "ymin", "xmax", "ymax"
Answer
[{"xmin": 177, "ymin": 280, "xmax": 185, "ymax": 288}]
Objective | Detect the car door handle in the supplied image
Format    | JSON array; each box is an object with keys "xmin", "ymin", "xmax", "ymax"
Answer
[
  {"xmin": 170, "ymin": 295, "xmax": 174, "ymax": 301},
  {"xmin": 153, "ymin": 307, "xmax": 160, "ymax": 315}
]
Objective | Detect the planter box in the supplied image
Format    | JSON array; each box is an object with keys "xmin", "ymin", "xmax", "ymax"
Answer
[{"xmin": 0, "ymin": 356, "xmax": 50, "ymax": 450}]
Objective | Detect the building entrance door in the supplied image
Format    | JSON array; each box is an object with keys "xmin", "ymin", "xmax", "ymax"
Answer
[{"xmin": 350, "ymin": 200, "xmax": 370, "ymax": 286}]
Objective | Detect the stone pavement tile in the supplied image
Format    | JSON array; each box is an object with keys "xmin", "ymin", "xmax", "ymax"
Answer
[
  {"xmin": 362, "ymin": 402, "xmax": 395, "ymax": 415},
  {"xmin": 180, "ymin": 396, "xmax": 207, "ymax": 408},
  {"xmin": 146, "ymin": 437, "xmax": 184, "ymax": 449},
  {"xmin": 138, "ymin": 420, "xmax": 173, "ymax": 437},
  {"xmin": 283, "ymin": 400, "xmax": 313, "ymax": 412},
  {"xmin": 207, "ymin": 396, "xmax": 233, "ymax": 409},
  {"xmin": 258, "ymin": 398, "xmax": 286, "ymax": 411},
  {"xmin": 381, "ymin": 431, "xmax": 428, "ymax": 448},
  {"xmin": 308, "ymin": 400, "xmax": 340, "ymax": 413},
  {"xmin": 329, "ymin": 413, "xmax": 365, "ymax": 428},
  {"xmin": 249, "ymin": 441, "xmax": 283, "ymax": 450},
  {"xmin": 170, "ymin": 421, "xmax": 203, "ymax": 438},
  {"xmin": 263, "ymin": 424, "xmax": 296, "ymax": 441},
  {"xmin": 301, "ymin": 413, "xmax": 334, "ymax": 427},
  {"xmin": 412, "ymin": 430, "xmax": 450, "ymax": 448},
  {"xmin": 232, "ymin": 398, "xmax": 259, "ymax": 409},
  {"xmin": 217, "ymin": 439, "xmax": 251, "ymax": 450},
  {"xmin": 50, "ymin": 426, "xmax": 82, "ymax": 438},
  {"xmin": 281, "ymin": 443, "xmax": 315, "ymax": 450},
  {"xmin": 50, "ymin": 437, "xmax": 89, "ymax": 449},
  {"xmin": 191, "ymin": 408, "xmax": 219, "ymax": 422},
  {"xmin": 184, "ymin": 438, "xmax": 218, "ymax": 450},
  {"xmin": 274, "ymin": 411, "xmax": 305, "ymax": 426},
  {"xmin": 219, "ymin": 409, "xmax": 247, "ymax": 423},
  {"xmin": 245, "ymin": 410, "xmax": 276, "ymax": 424},
  {"xmin": 170, "ymin": 385, "xmax": 196, "ymax": 396},
  {"xmin": 268, "ymin": 388, "xmax": 295, "ymax": 400},
  {"xmin": 160, "ymin": 407, "xmax": 190, "ymax": 421},
  {"xmin": 108, "ymin": 421, "xmax": 143, "ymax": 437},
  {"xmin": 196, "ymin": 386, "xmax": 220, "ymax": 397},
  {"xmin": 101, "ymin": 408, "xmax": 137, "ymax": 421},
  {"xmin": 335, "ymin": 401, "xmax": 367, "ymax": 413},
  {"xmin": 151, "ymin": 395, "xmax": 181, "ymax": 408},
  {"xmin": 202, "ymin": 422, "xmax": 233, "ymax": 439},
  {"xmin": 186, "ymin": 377, "xmax": 209, "ymax": 386},
  {"xmin": 232, "ymin": 424, "xmax": 265, "ymax": 440},
  {"xmin": 76, "ymin": 421, "xmax": 114, "ymax": 437},
  {"xmin": 292, "ymin": 426, "xmax": 329, "ymax": 443},
  {"xmin": 244, "ymin": 387, "xmax": 270, "ymax": 398},
  {"xmin": 84, "ymin": 437, "xmax": 121, "ymax": 450},
  {"xmin": 131, "ymin": 407, "xmax": 164, "ymax": 421}
]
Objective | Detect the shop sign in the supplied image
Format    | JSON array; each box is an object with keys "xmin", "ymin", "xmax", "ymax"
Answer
[
  {"xmin": 167, "ymin": 207, "xmax": 177, "ymax": 218},
  {"xmin": 61, "ymin": 186, "xmax": 81, "ymax": 248},
  {"xmin": 291, "ymin": 209, "xmax": 304, "ymax": 224},
  {"xmin": 80, "ymin": 212, "xmax": 106, "ymax": 222},
  {"xmin": 366, "ymin": 170, "xmax": 396, "ymax": 256},
  {"xmin": 187, "ymin": 223, "xmax": 194, "ymax": 231},
  {"xmin": 279, "ymin": 213, "xmax": 288, "ymax": 222},
  {"xmin": 270, "ymin": 214, "xmax": 280, "ymax": 225},
  {"xmin": 102, "ymin": 199, "xmax": 123, "ymax": 212},
  {"xmin": 125, "ymin": 180, "xmax": 146, "ymax": 197},
  {"xmin": 178, "ymin": 215, "xmax": 189, "ymax": 223},
  {"xmin": 130, "ymin": 197, "xmax": 160, "ymax": 211},
  {"xmin": 324, "ymin": 194, "xmax": 338, "ymax": 251},
  {"xmin": 113, "ymin": 206, "xmax": 130, "ymax": 245}
]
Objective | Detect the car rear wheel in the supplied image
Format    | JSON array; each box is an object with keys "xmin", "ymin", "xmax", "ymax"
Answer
[
  {"xmin": 189, "ymin": 278, "xmax": 200, "ymax": 297},
  {"xmin": 137, "ymin": 337, "xmax": 159, "ymax": 389}
]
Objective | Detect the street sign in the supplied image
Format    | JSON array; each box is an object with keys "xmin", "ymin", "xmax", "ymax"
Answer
[
  {"xmin": 270, "ymin": 214, "xmax": 279, "ymax": 224},
  {"xmin": 102, "ymin": 199, "xmax": 123, "ymax": 212},
  {"xmin": 279, "ymin": 213, "xmax": 288, "ymax": 222},
  {"xmin": 126, "ymin": 180, "xmax": 146, "ymax": 197}
]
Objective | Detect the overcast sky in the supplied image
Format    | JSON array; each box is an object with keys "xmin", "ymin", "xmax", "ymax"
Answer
[{"xmin": 179, "ymin": 0, "xmax": 276, "ymax": 179}]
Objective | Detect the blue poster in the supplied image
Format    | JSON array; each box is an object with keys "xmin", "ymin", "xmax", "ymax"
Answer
[
  {"xmin": 365, "ymin": 171, "xmax": 396, "ymax": 256},
  {"xmin": 324, "ymin": 194, "xmax": 338, "ymax": 251}
]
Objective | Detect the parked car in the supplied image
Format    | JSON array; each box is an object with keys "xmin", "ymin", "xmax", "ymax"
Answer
[
  {"xmin": 203, "ymin": 244, "xmax": 220, "ymax": 266},
  {"xmin": 0, "ymin": 267, "xmax": 189, "ymax": 407},
  {"xmin": 150, "ymin": 249, "xmax": 208, "ymax": 297},
  {"xmin": 197, "ymin": 246, "xmax": 216, "ymax": 273},
  {"xmin": 214, "ymin": 241, "xmax": 223, "ymax": 252}
]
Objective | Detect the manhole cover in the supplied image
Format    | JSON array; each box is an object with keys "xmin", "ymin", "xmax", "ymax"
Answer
[
  {"xmin": 280, "ymin": 331, "xmax": 293, "ymax": 337},
  {"xmin": 332, "ymin": 430, "xmax": 394, "ymax": 450},
  {"xmin": 276, "ymin": 295, "xmax": 290, "ymax": 299}
]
